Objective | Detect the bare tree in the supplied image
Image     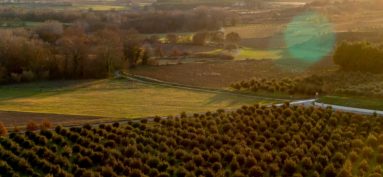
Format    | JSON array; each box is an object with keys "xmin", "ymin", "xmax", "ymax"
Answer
[{"xmin": 34, "ymin": 20, "xmax": 64, "ymax": 43}]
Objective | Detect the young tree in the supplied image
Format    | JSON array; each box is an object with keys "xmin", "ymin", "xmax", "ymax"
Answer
[
  {"xmin": 141, "ymin": 49, "xmax": 150, "ymax": 65},
  {"xmin": 0, "ymin": 122, "xmax": 7, "ymax": 136},
  {"xmin": 34, "ymin": 20, "xmax": 64, "ymax": 43},
  {"xmin": 93, "ymin": 28, "xmax": 124, "ymax": 76},
  {"xmin": 26, "ymin": 121, "xmax": 39, "ymax": 131},
  {"xmin": 166, "ymin": 34, "xmax": 178, "ymax": 44},
  {"xmin": 40, "ymin": 120, "xmax": 52, "ymax": 130},
  {"xmin": 56, "ymin": 27, "xmax": 90, "ymax": 78},
  {"xmin": 192, "ymin": 32, "xmax": 209, "ymax": 46},
  {"xmin": 225, "ymin": 32, "xmax": 241, "ymax": 44},
  {"xmin": 210, "ymin": 31, "xmax": 225, "ymax": 45},
  {"xmin": 123, "ymin": 29, "xmax": 143, "ymax": 68}
]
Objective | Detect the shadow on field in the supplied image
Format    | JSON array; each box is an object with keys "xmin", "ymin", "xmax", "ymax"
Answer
[{"xmin": 0, "ymin": 80, "xmax": 99, "ymax": 101}]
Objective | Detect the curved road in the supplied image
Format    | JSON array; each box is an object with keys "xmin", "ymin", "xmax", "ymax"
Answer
[{"xmin": 123, "ymin": 73, "xmax": 383, "ymax": 116}]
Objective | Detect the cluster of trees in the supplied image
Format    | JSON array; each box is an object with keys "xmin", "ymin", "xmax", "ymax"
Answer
[
  {"xmin": 122, "ymin": 7, "xmax": 237, "ymax": 33},
  {"xmin": 335, "ymin": 81, "xmax": 383, "ymax": 97},
  {"xmin": 192, "ymin": 31, "xmax": 240, "ymax": 47},
  {"xmin": 334, "ymin": 42, "xmax": 383, "ymax": 73},
  {"xmin": 0, "ymin": 6, "xmax": 238, "ymax": 34},
  {"xmin": 154, "ymin": 0, "xmax": 237, "ymax": 10},
  {"xmin": 231, "ymin": 75, "xmax": 325, "ymax": 95},
  {"xmin": 0, "ymin": 7, "xmax": 81, "ymax": 23},
  {"xmin": 231, "ymin": 72, "xmax": 382, "ymax": 96},
  {"xmin": 0, "ymin": 103, "xmax": 382, "ymax": 176},
  {"xmin": 0, "ymin": 120, "xmax": 52, "ymax": 137},
  {"xmin": 0, "ymin": 23, "xmax": 150, "ymax": 83}
]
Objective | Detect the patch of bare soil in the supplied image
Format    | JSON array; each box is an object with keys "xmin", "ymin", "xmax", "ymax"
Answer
[
  {"xmin": 131, "ymin": 56, "xmax": 337, "ymax": 89},
  {"xmin": 131, "ymin": 60, "xmax": 301, "ymax": 88}
]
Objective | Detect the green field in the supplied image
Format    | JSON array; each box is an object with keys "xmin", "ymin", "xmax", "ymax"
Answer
[
  {"xmin": 72, "ymin": 4, "xmax": 128, "ymax": 11},
  {"xmin": 236, "ymin": 48, "xmax": 282, "ymax": 60},
  {"xmin": 224, "ymin": 24, "xmax": 285, "ymax": 39},
  {"xmin": 0, "ymin": 3, "xmax": 128, "ymax": 11},
  {"xmin": 319, "ymin": 95, "xmax": 383, "ymax": 111},
  {"xmin": 0, "ymin": 79, "xmax": 272, "ymax": 118},
  {"xmin": 201, "ymin": 48, "xmax": 282, "ymax": 60}
]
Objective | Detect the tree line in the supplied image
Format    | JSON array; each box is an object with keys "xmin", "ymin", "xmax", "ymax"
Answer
[
  {"xmin": 231, "ymin": 72, "xmax": 381, "ymax": 97},
  {"xmin": 0, "ymin": 23, "xmax": 148, "ymax": 84},
  {"xmin": 0, "ymin": 7, "xmax": 237, "ymax": 34},
  {"xmin": 122, "ymin": 7, "xmax": 237, "ymax": 33}
]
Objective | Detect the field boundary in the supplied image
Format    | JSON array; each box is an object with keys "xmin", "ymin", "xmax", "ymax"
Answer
[{"xmin": 122, "ymin": 73, "xmax": 291, "ymax": 102}]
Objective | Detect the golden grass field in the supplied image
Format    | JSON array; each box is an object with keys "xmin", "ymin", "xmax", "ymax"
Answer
[{"xmin": 0, "ymin": 79, "xmax": 273, "ymax": 126}]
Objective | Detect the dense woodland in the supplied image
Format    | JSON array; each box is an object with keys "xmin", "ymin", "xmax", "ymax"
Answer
[
  {"xmin": 0, "ymin": 104, "xmax": 382, "ymax": 176},
  {"xmin": 0, "ymin": 26, "xmax": 148, "ymax": 83},
  {"xmin": 122, "ymin": 8, "xmax": 236, "ymax": 33},
  {"xmin": 0, "ymin": 7, "xmax": 236, "ymax": 33},
  {"xmin": 0, "ymin": 5, "xmax": 241, "ymax": 84}
]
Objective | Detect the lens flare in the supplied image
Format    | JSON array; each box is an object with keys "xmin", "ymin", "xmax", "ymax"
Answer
[{"xmin": 283, "ymin": 12, "xmax": 335, "ymax": 63}]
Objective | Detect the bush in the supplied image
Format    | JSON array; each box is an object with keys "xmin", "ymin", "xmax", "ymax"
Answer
[
  {"xmin": 212, "ymin": 162, "xmax": 222, "ymax": 172},
  {"xmin": 26, "ymin": 121, "xmax": 39, "ymax": 131},
  {"xmin": 146, "ymin": 157, "xmax": 160, "ymax": 168},
  {"xmin": 154, "ymin": 116, "xmax": 162, "ymax": 122},
  {"xmin": 367, "ymin": 134, "xmax": 378, "ymax": 147},
  {"xmin": 301, "ymin": 156, "xmax": 313, "ymax": 169},
  {"xmin": 101, "ymin": 166, "xmax": 117, "ymax": 177},
  {"xmin": 349, "ymin": 151, "xmax": 359, "ymax": 163},
  {"xmin": 175, "ymin": 167, "xmax": 187, "ymax": 177},
  {"xmin": 40, "ymin": 120, "xmax": 52, "ymax": 130},
  {"xmin": 362, "ymin": 146, "xmax": 374, "ymax": 159},
  {"xmin": 324, "ymin": 163, "xmax": 337, "ymax": 177},
  {"xmin": 0, "ymin": 160, "xmax": 16, "ymax": 176},
  {"xmin": 378, "ymin": 134, "xmax": 383, "ymax": 144},
  {"xmin": 230, "ymin": 158, "xmax": 240, "ymax": 171},
  {"xmin": 359, "ymin": 159, "xmax": 369, "ymax": 173},
  {"xmin": 158, "ymin": 172, "xmax": 170, "ymax": 177},
  {"xmin": 284, "ymin": 158, "xmax": 297, "ymax": 174},
  {"xmin": 0, "ymin": 122, "xmax": 7, "ymax": 136},
  {"xmin": 78, "ymin": 156, "xmax": 93, "ymax": 168},
  {"xmin": 337, "ymin": 168, "xmax": 352, "ymax": 177},
  {"xmin": 377, "ymin": 154, "xmax": 383, "ymax": 164},
  {"xmin": 378, "ymin": 145, "xmax": 383, "ymax": 153},
  {"xmin": 21, "ymin": 70, "xmax": 35, "ymax": 82},
  {"xmin": 209, "ymin": 152, "xmax": 221, "ymax": 163},
  {"xmin": 229, "ymin": 170, "xmax": 243, "ymax": 177},
  {"xmin": 248, "ymin": 166, "xmax": 264, "ymax": 177},
  {"xmin": 293, "ymin": 173, "xmax": 303, "ymax": 177}
]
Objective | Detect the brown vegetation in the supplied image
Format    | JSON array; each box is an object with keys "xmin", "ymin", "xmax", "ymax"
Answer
[
  {"xmin": 0, "ymin": 104, "xmax": 382, "ymax": 176},
  {"xmin": 231, "ymin": 72, "xmax": 383, "ymax": 97},
  {"xmin": 0, "ymin": 122, "xmax": 7, "ymax": 136}
]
